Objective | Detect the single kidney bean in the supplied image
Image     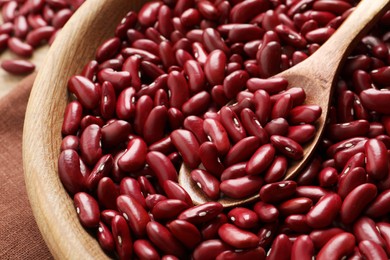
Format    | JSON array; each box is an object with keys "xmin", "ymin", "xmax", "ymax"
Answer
[
  {"xmin": 270, "ymin": 87, "xmax": 306, "ymax": 107},
  {"xmin": 171, "ymin": 129, "xmax": 200, "ymax": 168},
  {"xmin": 151, "ymin": 199, "xmax": 190, "ymax": 220},
  {"xmin": 68, "ymin": 75, "xmax": 100, "ymax": 110},
  {"xmin": 288, "ymin": 105, "xmax": 322, "ymax": 125},
  {"xmin": 182, "ymin": 91, "xmax": 211, "ymax": 116},
  {"xmin": 318, "ymin": 167, "xmax": 338, "ymax": 187},
  {"xmin": 220, "ymin": 162, "xmax": 247, "ymax": 181},
  {"xmin": 259, "ymin": 180, "xmax": 297, "ymax": 204},
  {"xmin": 296, "ymin": 186, "xmax": 328, "ymax": 202},
  {"xmin": 202, "ymin": 28, "xmax": 229, "ymax": 54},
  {"xmin": 97, "ymin": 177, "xmax": 120, "ymax": 211},
  {"xmin": 86, "ymin": 154, "xmax": 113, "ymax": 191},
  {"xmin": 100, "ymin": 120, "xmax": 131, "ymax": 149},
  {"xmin": 287, "ymin": 124, "xmax": 316, "ymax": 144},
  {"xmin": 167, "ymin": 219, "xmax": 202, "ymax": 249},
  {"xmin": 216, "ymin": 246, "xmax": 266, "ymax": 260},
  {"xmin": 353, "ymin": 217, "xmax": 386, "ymax": 248},
  {"xmin": 198, "ymin": 142, "xmax": 225, "ymax": 177},
  {"xmin": 118, "ymin": 138, "xmax": 147, "ymax": 172},
  {"xmin": 230, "ymin": 0, "xmax": 270, "ymax": 23},
  {"xmin": 360, "ymin": 88, "xmax": 390, "ymax": 114},
  {"xmin": 74, "ymin": 192, "xmax": 100, "ymax": 228},
  {"xmin": 278, "ymin": 197, "xmax": 313, "ymax": 216},
  {"xmin": 141, "ymin": 60, "xmax": 165, "ymax": 79},
  {"xmin": 143, "ymin": 105, "xmax": 168, "ymax": 144},
  {"xmin": 257, "ymin": 41, "xmax": 282, "ymax": 78},
  {"xmin": 365, "ymin": 139, "xmax": 389, "ymax": 180},
  {"xmin": 327, "ymin": 137, "xmax": 367, "ymax": 158},
  {"xmin": 1, "ymin": 59, "xmax": 35, "ymax": 75},
  {"xmin": 163, "ymin": 180, "xmax": 193, "ymax": 206},
  {"xmin": 270, "ymin": 135, "xmax": 304, "ymax": 160},
  {"xmin": 138, "ymin": 1, "xmax": 163, "ymax": 27},
  {"xmin": 340, "ymin": 183, "xmax": 377, "ymax": 225},
  {"xmin": 359, "ymin": 240, "xmax": 388, "ymax": 260},
  {"xmin": 284, "ymin": 214, "xmax": 313, "ymax": 233},
  {"xmin": 101, "ymin": 209, "xmax": 120, "ymax": 226},
  {"xmin": 224, "ymin": 136, "xmax": 261, "ymax": 167},
  {"xmin": 240, "ymin": 108, "xmax": 269, "ymax": 144},
  {"xmin": 334, "ymin": 140, "xmax": 367, "ymax": 168},
  {"xmin": 306, "ymin": 193, "xmax": 342, "ymax": 229},
  {"xmin": 204, "ymin": 49, "xmax": 226, "ymax": 86},
  {"xmin": 271, "ymin": 94, "xmax": 293, "ymax": 119},
  {"xmin": 253, "ymin": 201, "xmax": 279, "ymax": 223},
  {"xmin": 146, "ymin": 152, "xmax": 177, "ymax": 188},
  {"xmin": 376, "ymin": 222, "xmax": 390, "ymax": 256},
  {"xmin": 228, "ymin": 24, "xmax": 264, "ymax": 43},
  {"xmin": 79, "ymin": 124, "xmax": 102, "ymax": 166},
  {"xmin": 219, "ymin": 106, "xmax": 246, "ymax": 143},
  {"xmin": 138, "ymin": 176, "xmax": 157, "ymax": 196},
  {"xmin": 291, "ymin": 235, "xmax": 314, "ymax": 260},
  {"xmin": 80, "ymin": 115, "xmax": 104, "ymax": 131},
  {"xmin": 119, "ymin": 177, "xmax": 146, "ymax": 209},
  {"xmin": 183, "ymin": 60, "xmax": 206, "ymax": 94},
  {"xmin": 365, "ymin": 189, "xmax": 390, "ymax": 218},
  {"xmin": 218, "ymin": 223, "xmax": 259, "ymax": 249},
  {"xmin": 267, "ymin": 234, "xmax": 292, "ymax": 260},
  {"xmin": 328, "ymin": 120, "xmax": 370, "ymax": 142},
  {"xmin": 296, "ymin": 156, "xmax": 322, "ymax": 185},
  {"xmin": 60, "ymin": 135, "xmax": 79, "ymax": 151},
  {"xmin": 8, "ymin": 37, "xmax": 33, "ymax": 57},
  {"xmin": 97, "ymin": 69, "xmax": 132, "ymax": 92},
  {"xmin": 61, "ymin": 101, "xmax": 83, "ymax": 136},
  {"xmin": 246, "ymin": 143, "xmax": 275, "ymax": 175},
  {"xmin": 178, "ymin": 202, "xmax": 223, "ymax": 224},
  {"xmin": 99, "ymin": 81, "xmax": 116, "ymax": 120},
  {"xmin": 203, "ymin": 118, "xmax": 230, "ymax": 155},
  {"xmin": 167, "ymin": 70, "xmax": 190, "ymax": 109},
  {"xmin": 192, "ymin": 239, "xmax": 231, "ymax": 260},
  {"xmin": 111, "ymin": 215, "xmax": 133, "ymax": 259},
  {"xmin": 316, "ymin": 232, "xmax": 355, "ymax": 260},
  {"xmin": 264, "ymin": 118, "xmax": 289, "ymax": 137},
  {"xmin": 145, "ymin": 194, "xmax": 167, "ymax": 210},
  {"xmin": 223, "ymin": 70, "xmax": 249, "ymax": 99},
  {"xmin": 263, "ymin": 155, "xmax": 287, "ymax": 183},
  {"xmin": 97, "ymin": 222, "xmax": 115, "ymax": 253},
  {"xmin": 228, "ymin": 207, "xmax": 259, "ymax": 229},
  {"xmin": 246, "ymin": 77, "xmax": 288, "ymax": 94},
  {"xmin": 191, "ymin": 169, "xmax": 220, "ymax": 200},
  {"xmin": 309, "ymin": 227, "xmax": 345, "ymax": 250},
  {"xmin": 133, "ymin": 239, "xmax": 160, "ymax": 260}
]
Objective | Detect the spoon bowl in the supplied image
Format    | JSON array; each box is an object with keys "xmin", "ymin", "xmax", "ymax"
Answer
[{"xmin": 179, "ymin": 0, "xmax": 390, "ymax": 207}]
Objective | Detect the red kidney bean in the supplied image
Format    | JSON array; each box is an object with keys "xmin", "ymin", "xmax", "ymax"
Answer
[
  {"xmin": 61, "ymin": 101, "xmax": 82, "ymax": 136},
  {"xmin": 151, "ymin": 199, "xmax": 190, "ymax": 220},
  {"xmin": 227, "ymin": 24, "xmax": 264, "ymax": 43},
  {"xmin": 143, "ymin": 105, "xmax": 168, "ymax": 144},
  {"xmin": 296, "ymin": 156, "xmax": 322, "ymax": 185},
  {"xmin": 360, "ymin": 88, "xmax": 390, "ymax": 114},
  {"xmin": 216, "ymin": 246, "xmax": 266, "ymax": 260},
  {"xmin": 58, "ymin": 149, "xmax": 85, "ymax": 195},
  {"xmin": 191, "ymin": 169, "xmax": 220, "ymax": 200},
  {"xmin": 275, "ymin": 24, "xmax": 307, "ymax": 48},
  {"xmin": 79, "ymin": 124, "xmax": 102, "ymax": 166},
  {"xmin": 223, "ymin": 70, "xmax": 249, "ymax": 99},
  {"xmin": 257, "ymin": 41, "xmax": 281, "ymax": 78},
  {"xmin": 170, "ymin": 129, "xmax": 200, "ymax": 168},
  {"xmin": 365, "ymin": 189, "xmax": 390, "ymax": 218},
  {"xmin": 219, "ymin": 175, "xmax": 261, "ymax": 199},
  {"xmin": 117, "ymin": 138, "xmax": 147, "ymax": 172},
  {"xmin": 167, "ymin": 70, "xmax": 190, "ymax": 109},
  {"xmin": 97, "ymin": 177, "xmax": 120, "ymax": 211},
  {"xmin": 178, "ymin": 202, "xmax": 223, "ymax": 224},
  {"xmin": 182, "ymin": 91, "xmax": 211, "ymax": 116},
  {"xmin": 267, "ymin": 234, "xmax": 292, "ymax": 260},
  {"xmin": 154, "ymin": 89, "xmax": 169, "ymax": 107},
  {"xmin": 334, "ymin": 140, "xmax": 367, "ymax": 168},
  {"xmin": 100, "ymin": 120, "xmax": 131, "ymax": 149},
  {"xmin": 377, "ymin": 222, "xmax": 390, "ymax": 256},
  {"xmin": 146, "ymin": 152, "xmax": 177, "ymax": 187},
  {"xmin": 74, "ymin": 192, "xmax": 100, "ymax": 228},
  {"xmin": 68, "ymin": 75, "xmax": 100, "ymax": 110},
  {"xmin": 146, "ymin": 221, "xmax": 186, "ymax": 258},
  {"xmin": 60, "ymin": 135, "xmax": 79, "ymax": 151},
  {"xmin": 253, "ymin": 201, "xmax": 279, "ymax": 223},
  {"xmin": 97, "ymin": 221, "xmax": 115, "ymax": 252},
  {"xmin": 271, "ymin": 93, "xmax": 293, "ymax": 119},
  {"xmin": 192, "ymin": 239, "xmax": 231, "ymax": 260},
  {"xmin": 119, "ymin": 177, "xmax": 146, "ymax": 209},
  {"xmin": 328, "ymin": 120, "xmax": 370, "ymax": 142},
  {"xmin": 365, "ymin": 139, "xmax": 389, "ymax": 180},
  {"xmin": 203, "ymin": 118, "xmax": 230, "ymax": 155},
  {"xmin": 99, "ymin": 81, "xmax": 116, "ymax": 120},
  {"xmin": 291, "ymin": 235, "xmax": 314, "ymax": 260},
  {"xmin": 86, "ymin": 154, "xmax": 113, "ymax": 191},
  {"xmin": 309, "ymin": 227, "xmax": 345, "ymax": 250},
  {"xmin": 278, "ymin": 197, "xmax": 313, "ymax": 216},
  {"xmin": 306, "ymin": 193, "xmax": 342, "ymax": 229},
  {"xmin": 224, "ymin": 136, "xmax": 261, "ymax": 167},
  {"xmin": 133, "ymin": 239, "xmax": 160, "ymax": 260},
  {"xmin": 353, "ymin": 217, "xmax": 386, "ymax": 248},
  {"xmin": 359, "ymin": 240, "xmax": 388, "ymax": 260},
  {"xmin": 197, "ymin": 0, "xmax": 220, "ymax": 20},
  {"xmin": 340, "ymin": 183, "xmax": 377, "ymax": 225},
  {"xmin": 25, "ymin": 25, "xmax": 55, "ymax": 47},
  {"xmin": 247, "ymin": 77, "xmax": 288, "ymax": 94},
  {"xmin": 263, "ymin": 155, "xmax": 287, "ymax": 182},
  {"xmin": 183, "ymin": 60, "xmax": 206, "ymax": 94},
  {"xmin": 220, "ymin": 162, "xmax": 247, "ymax": 181},
  {"xmin": 230, "ymin": 0, "xmax": 270, "ymax": 23},
  {"xmin": 180, "ymin": 8, "xmax": 201, "ymax": 27},
  {"xmin": 202, "ymin": 28, "xmax": 229, "ymax": 54},
  {"xmin": 318, "ymin": 167, "xmax": 338, "ymax": 187},
  {"xmin": 167, "ymin": 219, "xmax": 201, "ymax": 249},
  {"xmin": 270, "ymin": 87, "xmax": 306, "ymax": 107},
  {"xmin": 240, "ymin": 108, "xmax": 269, "ymax": 143},
  {"xmin": 80, "ymin": 115, "xmax": 104, "ymax": 131},
  {"xmin": 227, "ymin": 207, "xmax": 258, "ymax": 229},
  {"xmin": 192, "ymin": 42, "xmax": 209, "ymax": 65},
  {"xmin": 246, "ymin": 143, "xmax": 275, "ymax": 175},
  {"xmin": 219, "ymin": 106, "xmax": 246, "ymax": 143},
  {"xmin": 117, "ymin": 195, "xmax": 150, "ymax": 237},
  {"xmin": 284, "ymin": 214, "xmax": 312, "ymax": 233},
  {"xmin": 265, "ymin": 118, "xmax": 289, "ymax": 137},
  {"xmin": 111, "ymin": 215, "xmax": 133, "ymax": 259},
  {"xmin": 287, "ymin": 124, "xmax": 316, "ymax": 144},
  {"xmin": 204, "ymin": 49, "xmax": 226, "ymax": 86},
  {"xmin": 316, "ymin": 232, "xmax": 355, "ymax": 260},
  {"xmin": 327, "ymin": 137, "xmax": 367, "ymax": 158},
  {"xmin": 218, "ymin": 223, "xmax": 259, "ymax": 249},
  {"xmin": 7, "ymin": 37, "xmax": 33, "ymax": 57},
  {"xmin": 163, "ymin": 180, "xmax": 193, "ymax": 206},
  {"xmin": 97, "ymin": 69, "xmax": 132, "ymax": 92},
  {"xmin": 145, "ymin": 194, "xmax": 167, "ymax": 210},
  {"xmin": 289, "ymin": 105, "xmax": 322, "ymax": 125},
  {"xmin": 259, "ymin": 180, "xmax": 297, "ymax": 204},
  {"xmin": 270, "ymin": 135, "xmax": 304, "ymax": 160}
]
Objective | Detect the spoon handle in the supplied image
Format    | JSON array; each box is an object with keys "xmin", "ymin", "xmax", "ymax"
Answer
[{"xmin": 308, "ymin": 0, "xmax": 390, "ymax": 82}]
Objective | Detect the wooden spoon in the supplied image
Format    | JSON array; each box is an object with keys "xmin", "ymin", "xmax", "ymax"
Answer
[{"xmin": 179, "ymin": 0, "xmax": 390, "ymax": 207}]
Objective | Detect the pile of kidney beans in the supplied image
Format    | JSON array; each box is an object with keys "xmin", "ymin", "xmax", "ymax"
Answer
[
  {"xmin": 0, "ymin": 0, "xmax": 85, "ymax": 75},
  {"xmin": 59, "ymin": 0, "xmax": 390, "ymax": 259}
]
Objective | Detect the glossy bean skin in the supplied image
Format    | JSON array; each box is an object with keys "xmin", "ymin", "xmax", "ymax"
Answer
[
  {"xmin": 220, "ymin": 175, "xmax": 264, "ymax": 199},
  {"xmin": 228, "ymin": 207, "xmax": 259, "ymax": 229},
  {"xmin": 192, "ymin": 239, "xmax": 231, "ymax": 260},
  {"xmin": 218, "ymin": 223, "xmax": 259, "ymax": 249},
  {"xmin": 204, "ymin": 50, "xmax": 226, "ymax": 86},
  {"xmin": 246, "ymin": 144, "xmax": 275, "ymax": 175},
  {"xmin": 216, "ymin": 246, "xmax": 266, "ymax": 260},
  {"xmin": 133, "ymin": 239, "xmax": 160, "ymax": 260},
  {"xmin": 111, "ymin": 215, "xmax": 133, "ymax": 260},
  {"xmin": 151, "ymin": 199, "xmax": 190, "ymax": 220},
  {"xmin": 240, "ymin": 108, "xmax": 269, "ymax": 143},
  {"xmin": 264, "ymin": 155, "xmax": 288, "ymax": 183},
  {"xmin": 219, "ymin": 106, "xmax": 247, "ymax": 143},
  {"xmin": 359, "ymin": 240, "xmax": 388, "ymax": 260},
  {"xmin": 146, "ymin": 221, "xmax": 186, "ymax": 258},
  {"xmin": 178, "ymin": 202, "xmax": 223, "ymax": 224},
  {"xmin": 376, "ymin": 222, "xmax": 390, "ymax": 256},
  {"xmin": 198, "ymin": 142, "xmax": 225, "ymax": 177},
  {"xmin": 167, "ymin": 219, "xmax": 202, "ymax": 249},
  {"xmin": 86, "ymin": 154, "xmax": 113, "ymax": 191},
  {"xmin": 291, "ymin": 235, "xmax": 314, "ymax": 260},
  {"xmin": 143, "ymin": 106, "xmax": 168, "ymax": 144},
  {"xmin": 267, "ymin": 234, "xmax": 292, "ymax": 260},
  {"xmin": 163, "ymin": 180, "xmax": 193, "ymax": 206},
  {"xmin": 365, "ymin": 139, "xmax": 389, "ymax": 180},
  {"xmin": 171, "ymin": 129, "xmax": 201, "ymax": 168},
  {"xmin": 68, "ymin": 75, "xmax": 100, "ymax": 110},
  {"xmin": 316, "ymin": 233, "xmax": 356, "ymax": 260},
  {"xmin": 117, "ymin": 195, "xmax": 150, "ymax": 237},
  {"xmin": 146, "ymin": 152, "xmax": 178, "ymax": 187},
  {"xmin": 224, "ymin": 136, "xmax": 261, "ymax": 167},
  {"xmin": 253, "ymin": 201, "xmax": 279, "ymax": 223},
  {"xmin": 79, "ymin": 124, "xmax": 102, "ymax": 166},
  {"xmin": 203, "ymin": 118, "xmax": 230, "ymax": 155},
  {"xmin": 353, "ymin": 217, "xmax": 386, "ymax": 248},
  {"xmin": 191, "ymin": 169, "xmax": 220, "ymax": 200},
  {"xmin": 365, "ymin": 189, "xmax": 390, "ymax": 218},
  {"xmin": 278, "ymin": 197, "xmax": 313, "ymax": 216},
  {"xmin": 74, "ymin": 192, "xmax": 100, "ymax": 228},
  {"xmin": 360, "ymin": 89, "xmax": 390, "ymax": 114},
  {"xmin": 259, "ymin": 180, "xmax": 297, "ymax": 204},
  {"xmin": 118, "ymin": 138, "xmax": 147, "ymax": 172},
  {"xmin": 306, "ymin": 193, "xmax": 342, "ymax": 229},
  {"xmin": 270, "ymin": 135, "xmax": 304, "ymax": 160},
  {"xmin": 97, "ymin": 222, "xmax": 115, "ymax": 253},
  {"xmin": 119, "ymin": 177, "xmax": 146, "ymax": 209}
]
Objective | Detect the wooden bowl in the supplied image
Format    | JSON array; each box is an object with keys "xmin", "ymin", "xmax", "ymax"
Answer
[{"xmin": 22, "ymin": 0, "xmax": 144, "ymax": 258}]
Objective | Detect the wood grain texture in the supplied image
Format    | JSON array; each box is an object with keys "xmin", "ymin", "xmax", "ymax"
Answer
[
  {"xmin": 22, "ymin": 0, "xmax": 144, "ymax": 259},
  {"xmin": 179, "ymin": 0, "xmax": 390, "ymax": 207}
]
